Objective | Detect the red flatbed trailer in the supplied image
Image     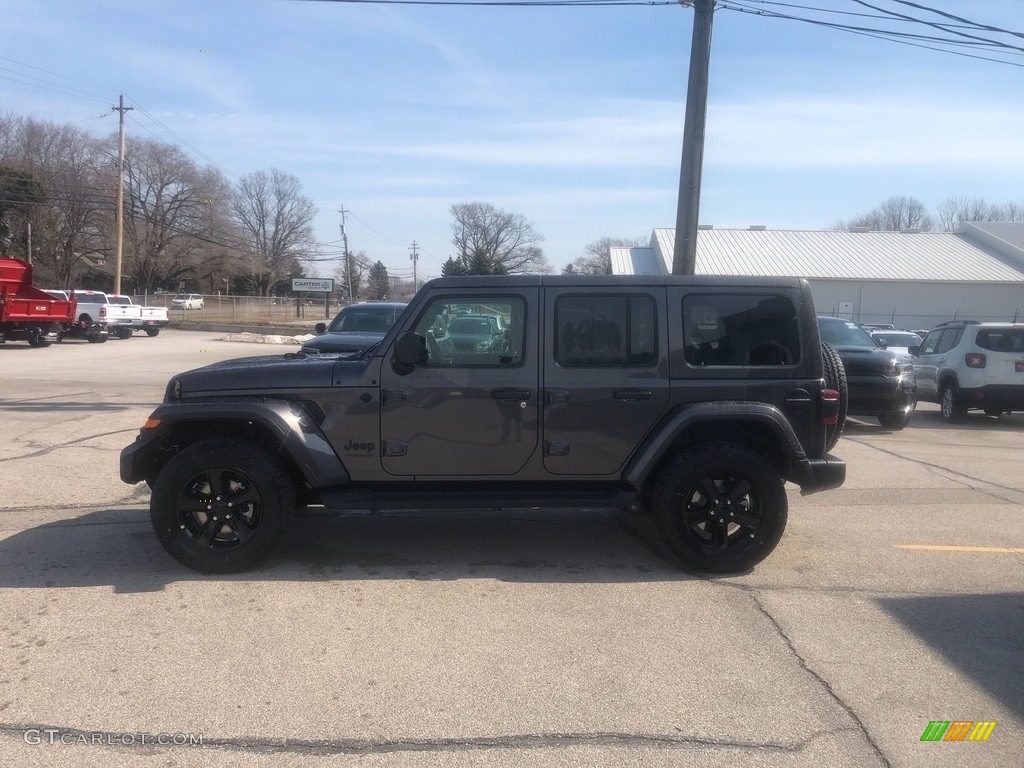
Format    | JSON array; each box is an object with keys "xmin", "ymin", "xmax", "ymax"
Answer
[{"xmin": 0, "ymin": 257, "xmax": 74, "ymax": 347}]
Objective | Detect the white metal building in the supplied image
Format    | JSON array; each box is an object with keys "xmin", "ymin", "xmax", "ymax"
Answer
[{"xmin": 610, "ymin": 222, "xmax": 1024, "ymax": 330}]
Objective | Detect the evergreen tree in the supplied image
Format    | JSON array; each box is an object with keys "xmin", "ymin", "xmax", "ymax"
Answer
[{"xmin": 366, "ymin": 260, "xmax": 390, "ymax": 300}]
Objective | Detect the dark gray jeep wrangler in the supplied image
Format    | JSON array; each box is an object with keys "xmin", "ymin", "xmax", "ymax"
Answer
[{"xmin": 121, "ymin": 275, "xmax": 847, "ymax": 574}]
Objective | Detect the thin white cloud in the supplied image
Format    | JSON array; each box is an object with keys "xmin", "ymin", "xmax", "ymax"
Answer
[{"xmin": 707, "ymin": 96, "xmax": 1024, "ymax": 169}]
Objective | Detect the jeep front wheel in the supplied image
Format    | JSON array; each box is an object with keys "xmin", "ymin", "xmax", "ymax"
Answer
[
  {"xmin": 150, "ymin": 438, "xmax": 294, "ymax": 573},
  {"xmin": 651, "ymin": 443, "xmax": 787, "ymax": 573}
]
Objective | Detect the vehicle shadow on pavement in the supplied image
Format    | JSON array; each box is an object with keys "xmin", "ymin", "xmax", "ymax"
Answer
[
  {"xmin": 877, "ymin": 593, "xmax": 1024, "ymax": 718},
  {"xmin": 0, "ymin": 507, "xmax": 699, "ymax": 593},
  {"xmin": 908, "ymin": 411, "xmax": 1024, "ymax": 431}
]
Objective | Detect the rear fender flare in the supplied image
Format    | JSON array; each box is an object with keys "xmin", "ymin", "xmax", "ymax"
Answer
[{"xmin": 624, "ymin": 402, "xmax": 806, "ymax": 488}]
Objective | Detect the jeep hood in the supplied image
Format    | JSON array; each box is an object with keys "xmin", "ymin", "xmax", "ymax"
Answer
[{"xmin": 171, "ymin": 354, "xmax": 366, "ymax": 397}]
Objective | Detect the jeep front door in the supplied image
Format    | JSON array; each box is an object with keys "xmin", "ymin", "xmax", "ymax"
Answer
[{"xmin": 379, "ymin": 291, "xmax": 538, "ymax": 476}]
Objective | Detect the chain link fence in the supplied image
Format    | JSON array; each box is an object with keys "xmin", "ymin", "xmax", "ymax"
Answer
[{"xmin": 134, "ymin": 294, "xmax": 340, "ymax": 325}]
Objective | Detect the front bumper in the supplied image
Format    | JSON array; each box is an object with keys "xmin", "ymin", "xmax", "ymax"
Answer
[{"xmin": 847, "ymin": 374, "xmax": 916, "ymax": 417}]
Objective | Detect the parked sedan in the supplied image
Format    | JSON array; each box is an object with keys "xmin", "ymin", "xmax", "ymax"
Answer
[
  {"xmin": 818, "ymin": 316, "xmax": 917, "ymax": 429},
  {"xmin": 301, "ymin": 301, "xmax": 407, "ymax": 355},
  {"xmin": 171, "ymin": 293, "xmax": 204, "ymax": 310}
]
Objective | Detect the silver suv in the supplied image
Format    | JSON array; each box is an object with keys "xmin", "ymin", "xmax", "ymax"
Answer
[{"xmin": 912, "ymin": 321, "xmax": 1024, "ymax": 421}]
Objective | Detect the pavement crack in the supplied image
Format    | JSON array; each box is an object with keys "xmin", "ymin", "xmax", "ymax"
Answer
[
  {"xmin": 0, "ymin": 428, "xmax": 139, "ymax": 463},
  {"xmin": 843, "ymin": 436, "xmax": 1021, "ymax": 503},
  {"xmin": 748, "ymin": 592, "xmax": 892, "ymax": 768},
  {"xmin": 0, "ymin": 722, "xmax": 862, "ymax": 756}
]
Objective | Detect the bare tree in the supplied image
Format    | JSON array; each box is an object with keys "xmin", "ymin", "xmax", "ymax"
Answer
[
  {"xmin": 2, "ymin": 117, "xmax": 108, "ymax": 287},
  {"xmin": 335, "ymin": 249, "xmax": 372, "ymax": 301},
  {"xmin": 936, "ymin": 196, "xmax": 996, "ymax": 232},
  {"xmin": 570, "ymin": 236, "xmax": 647, "ymax": 275},
  {"xmin": 119, "ymin": 137, "xmax": 211, "ymax": 292},
  {"xmin": 231, "ymin": 168, "xmax": 317, "ymax": 296},
  {"xmin": 450, "ymin": 202, "xmax": 547, "ymax": 274},
  {"xmin": 834, "ymin": 195, "xmax": 934, "ymax": 231}
]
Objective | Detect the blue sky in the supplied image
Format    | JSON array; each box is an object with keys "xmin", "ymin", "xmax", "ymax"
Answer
[{"xmin": 2, "ymin": 0, "xmax": 1022, "ymax": 279}]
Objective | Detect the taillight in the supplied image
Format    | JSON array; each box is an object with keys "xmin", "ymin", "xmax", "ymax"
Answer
[
  {"xmin": 821, "ymin": 388, "xmax": 839, "ymax": 425},
  {"xmin": 965, "ymin": 352, "xmax": 986, "ymax": 368}
]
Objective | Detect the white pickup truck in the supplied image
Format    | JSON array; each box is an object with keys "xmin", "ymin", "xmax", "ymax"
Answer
[
  {"xmin": 108, "ymin": 294, "xmax": 169, "ymax": 337},
  {"xmin": 70, "ymin": 290, "xmax": 141, "ymax": 340}
]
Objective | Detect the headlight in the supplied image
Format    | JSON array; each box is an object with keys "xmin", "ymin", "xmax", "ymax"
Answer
[{"xmin": 164, "ymin": 378, "xmax": 181, "ymax": 402}]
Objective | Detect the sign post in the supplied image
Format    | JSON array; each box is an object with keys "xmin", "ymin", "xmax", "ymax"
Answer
[{"xmin": 292, "ymin": 278, "xmax": 335, "ymax": 320}]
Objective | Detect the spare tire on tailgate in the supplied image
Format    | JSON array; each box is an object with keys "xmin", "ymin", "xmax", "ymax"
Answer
[{"xmin": 821, "ymin": 342, "xmax": 848, "ymax": 451}]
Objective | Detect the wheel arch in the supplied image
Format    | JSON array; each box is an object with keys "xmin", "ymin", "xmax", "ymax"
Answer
[
  {"xmin": 625, "ymin": 403, "xmax": 805, "ymax": 491},
  {"xmin": 123, "ymin": 400, "xmax": 349, "ymax": 497}
]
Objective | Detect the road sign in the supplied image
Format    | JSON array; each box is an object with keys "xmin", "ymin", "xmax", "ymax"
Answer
[{"xmin": 292, "ymin": 278, "xmax": 334, "ymax": 292}]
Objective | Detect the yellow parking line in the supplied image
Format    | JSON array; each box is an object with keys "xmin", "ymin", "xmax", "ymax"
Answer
[{"xmin": 896, "ymin": 545, "xmax": 1024, "ymax": 554}]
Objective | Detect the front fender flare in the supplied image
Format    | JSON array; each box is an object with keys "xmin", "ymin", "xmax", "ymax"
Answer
[{"xmin": 120, "ymin": 399, "xmax": 349, "ymax": 488}]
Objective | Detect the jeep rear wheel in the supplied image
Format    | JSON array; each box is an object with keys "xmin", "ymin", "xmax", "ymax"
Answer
[
  {"xmin": 150, "ymin": 438, "xmax": 294, "ymax": 573},
  {"xmin": 651, "ymin": 443, "xmax": 787, "ymax": 573}
]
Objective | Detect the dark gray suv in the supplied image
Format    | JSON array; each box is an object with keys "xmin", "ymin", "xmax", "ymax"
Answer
[{"xmin": 122, "ymin": 275, "xmax": 846, "ymax": 575}]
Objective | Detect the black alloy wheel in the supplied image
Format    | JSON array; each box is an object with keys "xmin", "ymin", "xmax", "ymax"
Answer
[
  {"xmin": 651, "ymin": 443, "xmax": 787, "ymax": 573},
  {"xmin": 150, "ymin": 438, "xmax": 294, "ymax": 573}
]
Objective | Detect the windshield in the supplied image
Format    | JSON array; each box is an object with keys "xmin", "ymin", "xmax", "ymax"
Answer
[
  {"xmin": 819, "ymin": 318, "xmax": 879, "ymax": 349},
  {"xmin": 328, "ymin": 305, "xmax": 401, "ymax": 333},
  {"xmin": 449, "ymin": 317, "xmax": 494, "ymax": 336},
  {"xmin": 872, "ymin": 332, "xmax": 920, "ymax": 348}
]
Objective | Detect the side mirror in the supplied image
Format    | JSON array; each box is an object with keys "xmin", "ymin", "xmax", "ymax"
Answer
[
  {"xmin": 908, "ymin": 344, "xmax": 920, "ymax": 356},
  {"xmin": 876, "ymin": 339, "xmax": 888, "ymax": 349},
  {"xmin": 314, "ymin": 322, "xmax": 326, "ymax": 335},
  {"xmin": 392, "ymin": 331, "xmax": 426, "ymax": 374}
]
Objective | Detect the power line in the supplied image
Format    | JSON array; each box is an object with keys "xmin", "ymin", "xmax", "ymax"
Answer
[{"xmin": 719, "ymin": 1, "xmax": 1024, "ymax": 68}]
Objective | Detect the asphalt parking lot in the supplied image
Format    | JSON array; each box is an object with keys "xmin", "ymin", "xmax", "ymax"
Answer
[{"xmin": 1, "ymin": 330, "xmax": 1021, "ymax": 767}]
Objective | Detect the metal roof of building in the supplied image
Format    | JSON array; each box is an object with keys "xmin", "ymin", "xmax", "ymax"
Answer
[{"xmin": 611, "ymin": 226, "xmax": 1024, "ymax": 282}]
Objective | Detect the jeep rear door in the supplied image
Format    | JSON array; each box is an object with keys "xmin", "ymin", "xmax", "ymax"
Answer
[
  {"xmin": 379, "ymin": 289, "xmax": 539, "ymax": 476},
  {"xmin": 541, "ymin": 287, "xmax": 670, "ymax": 475}
]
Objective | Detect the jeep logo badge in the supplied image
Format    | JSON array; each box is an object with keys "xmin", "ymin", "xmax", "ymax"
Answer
[{"xmin": 343, "ymin": 440, "xmax": 375, "ymax": 453}]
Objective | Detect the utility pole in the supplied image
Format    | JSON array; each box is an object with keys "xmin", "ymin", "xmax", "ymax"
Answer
[
  {"xmin": 409, "ymin": 240, "xmax": 419, "ymax": 294},
  {"xmin": 26, "ymin": 221, "xmax": 31, "ymax": 264},
  {"xmin": 339, "ymin": 205, "xmax": 352, "ymax": 302},
  {"xmin": 112, "ymin": 93, "xmax": 133, "ymax": 293},
  {"xmin": 672, "ymin": 0, "xmax": 715, "ymax": 275}
]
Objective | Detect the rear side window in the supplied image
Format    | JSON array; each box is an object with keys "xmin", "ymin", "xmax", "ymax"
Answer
[
  {"xmin": 684, "ymin": 294, "xmax": 799, "ymax": 366},
  {"xmin": 555, "ymin": 295, "xmax": 656, "ymax": 367},
  {"xmin": 975, "ymin": 328, "xmax": 1024, "ymax": 353}
]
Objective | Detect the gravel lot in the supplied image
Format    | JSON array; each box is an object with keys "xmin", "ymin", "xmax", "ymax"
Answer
[{"xmin": 1, "ymin": 329, "xmax": 1021, "ymax": 767}]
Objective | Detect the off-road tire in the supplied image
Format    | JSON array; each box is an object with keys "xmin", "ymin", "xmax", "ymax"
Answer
[
  {"xmin": 821, "ymin": 342, "xmax": 848, "ymax": 450},
  {"xmin": 150, "ymin": 438, "xmax": 294, "ymax": 573},
  {"xmin": 650, "ymin": 443, "xmax": 788, "ymax": 573}
]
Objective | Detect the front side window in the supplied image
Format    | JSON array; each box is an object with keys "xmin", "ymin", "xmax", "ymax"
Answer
[
  {"xmin": 686, "ymin": 294, "xmax": 800, "ymax": 366},
  {"xmin": 413, "ymin": 297, "xmax": 524, "ymax": 366},
  {"xmin": 554, "ymin": 295, "xmax": 656, "ymax": 367}
]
